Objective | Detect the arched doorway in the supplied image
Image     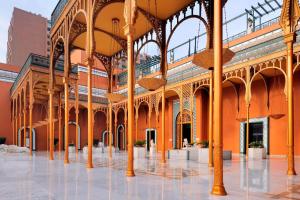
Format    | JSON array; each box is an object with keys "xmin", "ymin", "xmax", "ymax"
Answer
[
  {"xmin": 63, "ymin": 121, "xmax": 81, "ymax": 150},
  {"xmin": 175, "ymin": 109, "xmax": 192, "ymax": 149},
  {"xmin": 102, "ymin": 131, "xmax": 113, "ymax": 147},
  {"xmin": 145, "ymin": 128, "xmax": 156, "ymax": 151},
  {"xmin": 18, "ymin": 127, "xmax": 36, "ymax": 150},
  {"xmin": 117, "ymin": 125, "xmax": 125, "ymax": 150}
]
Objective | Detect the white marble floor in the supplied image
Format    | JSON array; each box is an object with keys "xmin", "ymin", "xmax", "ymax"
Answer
[{"xmin": 0, "ymin": 152, "xmax": 300, "ymax": 200}]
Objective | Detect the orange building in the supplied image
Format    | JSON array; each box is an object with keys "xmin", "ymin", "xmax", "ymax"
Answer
[{"xmin": 2, "ymin": 0, "xmax": 300, "ymax": 163}]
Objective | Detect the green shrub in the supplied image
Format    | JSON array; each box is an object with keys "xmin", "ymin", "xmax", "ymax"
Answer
[
  {"xmin": 134, "ymin": 140, "xmax": 146, "ymax": 147},
  {"xmin": 0, "ymin": 137, "xmax": 6, "ymax": 144},
  {"xmin": 249, "ymin": 141, "xmax": 264, "ymax": 148},
  {"xmin": 69, "ymin": 143, "xmax": 75, "ymax": 147}
]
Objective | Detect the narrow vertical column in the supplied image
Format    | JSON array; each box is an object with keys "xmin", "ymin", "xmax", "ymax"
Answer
[
  {"xmin": 23, "ymin": 89, "xmax": 27, "ymax": 147},
  {"xmin": 49, "ymin": 88, "xmax": 54, "ymax": 160},
  {"xmin": 286, "ymin": 34, "xmax": 296, "ymax": 175},
  {"xmin": 15, "ymin": 100, "xmax": 18, "ymax": 145},
  {"xmin": 12, "ymin": 100, "xmax": 15, "ymax": 145},
  {"xmin": 19, "ymin": 95, "xmax": 21, "ymax": 146},
  {"xmin": 245, "ymin": 66, "xmax": 251, "ymax": 157},
  {"xmin": 29, "ymin": 85, "xmax": 33, "ymax": 156},
  {"xmin": 64, "ymin": 77, "xmax": 70, "ymax": 164},
  {"xmin": 135, "ymin": 109, "xmax": 138, "ymax": 142},
  {"xmin": 114, "ymin": 112, "xmax": 118, "ymax": 151},
  {"xmin": 58, "ymin": 93, "xmax": 62, "ymax": 152},
  {"xmin": 124, "ymin": 0, "xmax": 137, "ymax": 177},
  {"xmin": 75, "ymin": 82, "xmax": 79, "ymax": 157},
  {"xmin": 86, "ymin": 0, "xmax": 95, "ymax": 169},
  {"xmin": 108, "ymin": 102, "xmax": 113, "ymax": 158},
  {"xmin": 211, "ymin": 0, "xmax": 227, "ymax": 195},
  {"xmin": 87, "ymin": 57, "xmax": 94, "ymax": 168},
  {"xmin": 161, "ymin": 86, "xmax": 166, "ymax": 163},
  {"xmin": 208, "ymin": 70, "xmax": 213, "ymax": 167},
  {"xmin": 124, "ymin": 109, "xmax": 128, "ymax": 151}
]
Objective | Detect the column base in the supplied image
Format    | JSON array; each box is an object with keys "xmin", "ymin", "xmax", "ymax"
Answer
[
  {"xmin": 211, "ymin": 185, "xmax": 227, "ymax": 196},
  {"xmin": 64, "ymin": 159, "xmax": 69, "ymax": 164},
  {"xmin": 86, "ymin": 163, "xmax": 94, "ymax": 169},
  {"xmin": 160, "ymin": 159, "xmax": 166, "ymax": 164},
  {"xmin": 287, "ymin": 169, "xmax": 297, "ymax": 176},
  {"xmin": 126, "ymin": 170, "xmax": 135, "ymax": 177}
]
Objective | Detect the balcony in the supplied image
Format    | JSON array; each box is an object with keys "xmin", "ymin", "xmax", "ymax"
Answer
[
  {"xmin": 51, "ymin": 0, "xmax": 68, "ymax": 26},
  {"xmin": 10, "ymin": 54, "xmax": 77, "ymax": 95}
]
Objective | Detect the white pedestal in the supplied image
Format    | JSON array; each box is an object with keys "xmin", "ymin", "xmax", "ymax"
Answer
[
  {"xmin": 223, "ymin": 150, "xmax": 232, "ymax": 160},
  {"xmin": 189, "ymin": 148, "xmax": 209, "ymax": 163},
  {"xmin": 68, "ymin": 146, "xmax": 75, "ymax": 153},
  {"xmin": 134, "ymin": 147, "xmax": 146, "ymax": 159},
  {"xmin": 168, "ymin": 149, "xmax": 189, "ymax": 160},
  {"xmin": 248, "ymin": 148, "xmax": 266, "ymax": 159},
  {"xmin": 149, "ymin": 147, "xmax": 156, "ymax": 159},
  {"xmin": 103, "ymin": 147, "xmax": 116, "ymax": 153}
]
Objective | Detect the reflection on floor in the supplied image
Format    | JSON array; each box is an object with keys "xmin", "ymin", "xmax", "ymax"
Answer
[{"xmin": 0, "ymin": 152, "xmax": 300, "ymax": 200}]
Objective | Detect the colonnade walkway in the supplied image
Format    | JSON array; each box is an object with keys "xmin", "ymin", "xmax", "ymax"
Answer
[{"xmin": 0, "ymin": 152, "xmax": 299, "ymax": 200}]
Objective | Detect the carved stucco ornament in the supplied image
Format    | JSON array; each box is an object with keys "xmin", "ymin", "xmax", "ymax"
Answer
[
  {"xmin": 280, "ymin": 0, "xmax": 300, "ymax": 35},
  {"xmin": 124, "ymin": 0, "xmax": 138, "ymax": 25}
]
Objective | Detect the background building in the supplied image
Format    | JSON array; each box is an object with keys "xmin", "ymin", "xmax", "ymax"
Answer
[{"xmin": 6, "ymin": 7, "xmax": 50, "ymax": 67}]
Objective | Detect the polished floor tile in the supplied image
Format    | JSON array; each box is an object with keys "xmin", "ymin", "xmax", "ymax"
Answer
[{"xmin": 0, "ymin": 152, "xmax": 300, "ymax": 200}]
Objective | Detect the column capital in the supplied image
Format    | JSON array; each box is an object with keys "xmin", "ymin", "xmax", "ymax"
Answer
[
  {"xmin": 284, "ymin": 33, "xmax": 295, "ymax": 44},
  {"xmin": 123, "ymin": 24, "xmax": 135, "ymax": 36},
  {"xmin": 63, "ymin": 77, "xmax": 69, "ymax": 84},
  {"xmin": 84, "ymin": 57, "xmax": 94, "ymax": 67},
  {"xmin": 48, "ymin": 89, "xmax": 54, "ymax": 95}
]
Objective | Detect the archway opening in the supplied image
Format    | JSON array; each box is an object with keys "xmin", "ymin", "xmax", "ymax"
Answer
[{"xmin": 175, "ymin": 109, "xmax": 192, "ymax": 149}]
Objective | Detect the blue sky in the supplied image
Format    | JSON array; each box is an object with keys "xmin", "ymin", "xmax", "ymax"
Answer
[{"xmin": 0, "ymin": 0, "xmax": 281, "ymax": 63}]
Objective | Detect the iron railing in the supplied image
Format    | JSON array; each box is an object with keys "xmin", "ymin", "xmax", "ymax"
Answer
[
  {"xmin": 117, "ymin": 15, "xmax": 281, "ymax": 87},
  {"xmin": 51, "ymin": 0, "xmax": 68, "ymax": 26},
  {"xmin": 10, "ymin": 54, "xmax": 76, "ymax": 95}
]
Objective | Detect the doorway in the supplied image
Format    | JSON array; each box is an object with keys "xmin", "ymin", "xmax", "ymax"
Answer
[
  {"xmin": 146, "ymin": 129, "xmax": 156, "ymax": 151},
  {"xmin": 117, "ymin": 125, "xmax": 125, "ymax": 150},
  {"xmin": 182, "ymin": 123, "xmax": 191, "ymax": 144},
  {"xmin": 240, "ymin": 117, "xmax": 269, "ymax": 154},
  {"xmin": 175, "ymin": 109, "xmax": 192, "ymax": 149}
]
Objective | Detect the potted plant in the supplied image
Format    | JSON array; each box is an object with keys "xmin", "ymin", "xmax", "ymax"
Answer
[
  {"xmin": 134, "ymin": 140, "xmax": 146, "ymax": 158},
  {"xmin": 68, "ymin": 142, "xmax": 75, "ymax": 153},
  {"xmin": 0, "ymin": 137, "xmax": 6, "ymax": 145},
  {"xmin": 248, "ymin": 141, "xmax": 266, "ymax": 159}
]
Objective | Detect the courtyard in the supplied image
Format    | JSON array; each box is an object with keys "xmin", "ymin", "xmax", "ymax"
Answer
[{"xmin": 0, "ymin": 152, "xmax": 299, "ymax": 200}]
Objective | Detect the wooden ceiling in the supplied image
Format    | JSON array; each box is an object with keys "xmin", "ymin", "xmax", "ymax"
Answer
[{"xmin": 72, "ymin": 0, "xmax": 194, "ymax": 57}]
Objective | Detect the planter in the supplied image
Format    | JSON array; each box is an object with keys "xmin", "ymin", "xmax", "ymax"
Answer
[
  {"xmin": 103, "ymin": 146, "xmax": 116, "ymax": 153},
  {"xmin": 149, "ymin": 146, "xmax": 156, "ymax": 159},
  {"xmin": 134, "ymin": 147, "xmax": 146, "ymax": 159},
  {"xmin": 168, "ymin": 149, "xmax": 189, "ymax": 160},
  {"xmin": 223, "ymin": 150, "xmax": 232, "ymax": 160},
  {"xmin": 189, "ymin": 148, "xmax": 209, "ymax": 163},
  {"xmin": 83, "ymin": 147, "xmax": 104, "ymax": 155},
  {"xmin": 68, "ymin": 146, "xmax": 75, "ymax": 153},
  {"xmin": 248, "ymin": 148, "xmax": 266, "ymax": 159}
]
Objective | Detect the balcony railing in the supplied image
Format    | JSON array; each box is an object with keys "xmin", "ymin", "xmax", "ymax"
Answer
[
  {"xmin": 117, "ymin": 15, "xmax": 281, "ymax": 88},
  {"xmin": 10, "ymin": 54, "xmax": 76, "ymax": 95},
  {"xmin": 51, "ymin": 0, "xmax": 68, "ymax": 26}
]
